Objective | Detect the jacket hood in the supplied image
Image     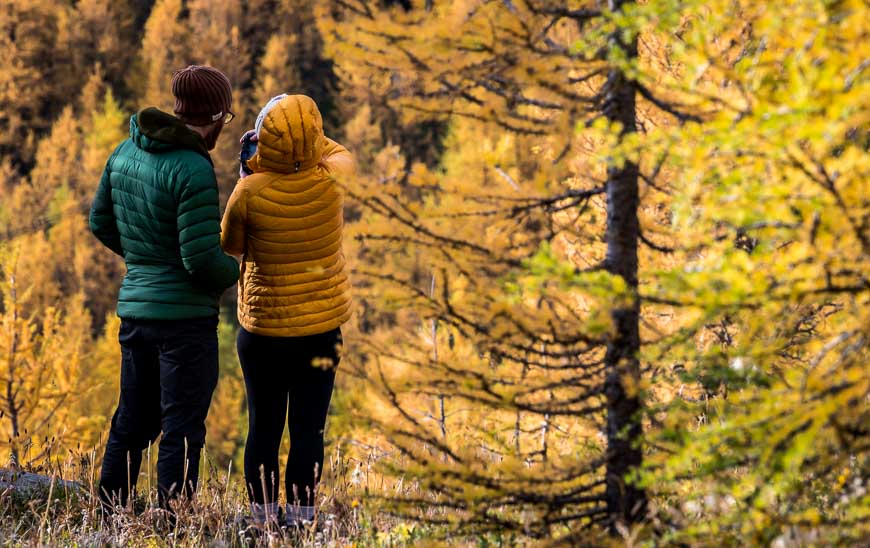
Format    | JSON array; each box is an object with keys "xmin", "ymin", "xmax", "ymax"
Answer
[
  {"xmin": 130, "ymin": 107, "xmax": 213, "ymax": 164},
  {"xmin": 249, "ymin": 95, "xmax": 325, "ymax": 174}
]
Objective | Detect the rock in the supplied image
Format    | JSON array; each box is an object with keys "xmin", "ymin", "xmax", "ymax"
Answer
[{"xmin": 0, "ymin": 468, "xmax": 82, "ymax": 495}]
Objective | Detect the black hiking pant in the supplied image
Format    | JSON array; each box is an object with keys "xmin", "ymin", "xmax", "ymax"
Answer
[
  {"xmin": 237, "ymin": 326, "xmax": 341, "ymax": 506},
  {"xmin": 99, "ymin": 316, "xmax": 219, "ymax": 510}
]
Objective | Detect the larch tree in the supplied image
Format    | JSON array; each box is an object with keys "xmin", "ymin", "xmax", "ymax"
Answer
[
  {"xmin": 68, "ymin": 315, "xmax": 121, "ymax": 453},
  {"xmin": 0, "ymin": 0, "xmax": 68, "ymax": 169},
  {"xmin": 321, "ymin": 0, "xmax": 689, "ymax": 536},
  {"xmin": 187, "ymin": 0, "xmax": 251, "ymax": 89},
  {"xmin": 186, "ymin": 0, "xmax": 254, "ymax": 202},
  {"xmin": 634, "ymin": 1, "xmax": 869, "ymax": 544},
  {"xmin": 7, "ymin": 78, "xmax": 127, "ymax": 328},
  {"xmin": 323, "ymin": 0, "xmax": 867, "ymax": 542},
  {"xmin": 26, "ymin": 108, "xmax": 83, "ymax": 221},
  {"xmin": 0, "ymin": 247, "xmax": 96, "ymax": 466},
  {"xmin": 204, "ymin": 319, "xmax": 248, "ymax": 472},
  {"xmin": 253, "ymin": 34, "xmax": 303, "ymax": 117},
  {"xmin": 247, "ymin": 0, "xmax": 342, "ymax": 131},
  {"xmin": 136, "ymin": 0, "xmax": 189, "ymax": 112},
  {"xmin": 272, "ymin": 0, "xmax": 342, "ymax": 132},
  {"xmin": 68, "ymin": 0, "xmax": 138, "ymax": 100}
]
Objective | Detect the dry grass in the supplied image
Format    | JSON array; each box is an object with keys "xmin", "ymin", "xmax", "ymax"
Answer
[{"xmin": 0, "ymin": 444, "xmax": 436, "ymax": 547}]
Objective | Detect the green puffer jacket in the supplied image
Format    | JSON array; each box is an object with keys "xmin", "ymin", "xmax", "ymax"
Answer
[{"xmin": 89, "ymin": 107, "xmax": 239, "ymax": 320}]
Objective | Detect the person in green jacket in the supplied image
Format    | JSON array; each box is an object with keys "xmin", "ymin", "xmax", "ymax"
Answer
[{"xmin": 89, "ymin": 65, "xmax": 240, "ymax": 514}]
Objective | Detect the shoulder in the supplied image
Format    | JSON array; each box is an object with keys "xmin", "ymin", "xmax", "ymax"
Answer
[
  {"xmin": 108, "ymin": 139, "xmax": 137, "ymax": 167},
  {"xmin": 238, "ymin": 172, "xmax": 282, "ymax": 199},
  {"xmin": 166, "ymin": 151, "xmax": 216, "ymax": 193},
  {"xmin": 114, "ymin": 142, "xmax": 212, "ymax": 182},
  {"xmin": 113, "ymin": 138, "xmax": 134, "ymax": 156}
]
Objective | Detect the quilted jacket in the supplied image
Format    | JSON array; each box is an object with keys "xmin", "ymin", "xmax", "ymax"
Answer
[
  {"xmin": 89, "ymin": 108, "xmax": 240, "ymax": 319},
  {"xmin": 221, "ymin": 95, "xmax": 353, "ymax": 337}
]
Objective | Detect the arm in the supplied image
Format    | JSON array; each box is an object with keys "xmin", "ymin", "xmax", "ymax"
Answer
[
  {"xmin": 221, "ymin": 182, "xmax": 247, "ymax": 256},
  {"xmin": 89, "ymin": 159, "xmax": 124, "ymax": 257},
  {"xmin": 177, "ymin": 167, "xmax": 240, "ymax": 292},
  {"xmin": 320, "ymin": 137, "xmax": 355, "ymax": 180}
]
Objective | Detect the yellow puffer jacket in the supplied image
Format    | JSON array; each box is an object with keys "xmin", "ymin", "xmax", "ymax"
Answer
[{"xmin": 221, "ymin": 95, "xmax": 353, "ymax": 337}]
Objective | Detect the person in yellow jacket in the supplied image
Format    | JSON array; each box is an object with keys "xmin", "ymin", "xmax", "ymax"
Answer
[{"xmin": 221, "ymin": 94, "xmax": 353, "ymax": 527}]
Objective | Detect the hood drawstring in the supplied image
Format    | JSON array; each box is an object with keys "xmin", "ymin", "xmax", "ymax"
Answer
[{"xmin": 294, "ymin": 161, "xmax": 301, "ymax": 172}]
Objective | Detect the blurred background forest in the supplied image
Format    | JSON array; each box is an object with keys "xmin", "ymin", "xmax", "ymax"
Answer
[{"xmin": 0, "ymin": 0, "xmax": 867, "ymax": 545}]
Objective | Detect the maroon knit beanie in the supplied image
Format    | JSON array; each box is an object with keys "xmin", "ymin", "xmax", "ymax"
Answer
[{"xmin": 171, "ymin": 65, "xmax": 233, "ymax": 125}]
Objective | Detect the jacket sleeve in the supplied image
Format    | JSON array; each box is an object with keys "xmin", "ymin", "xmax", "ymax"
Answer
[
  {"xmin": 176, "ymin": 166, "xmax": 240, "ymax": 292},
  {"xmin": 221, "ymin": 181, "xmax": 247, "ymax": 256},
  {"xmin": 89, "ymin": 158, "xmax": 124, "ymax": 257},
  {"xmin": 320, "ymin": 137, "xmax": 355, "ymax": 180}
]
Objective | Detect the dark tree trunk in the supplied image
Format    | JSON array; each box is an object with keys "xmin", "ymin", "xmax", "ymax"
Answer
[{"xmin": 602, "ymin": 0, "xmax": 647, "ymax": 532}]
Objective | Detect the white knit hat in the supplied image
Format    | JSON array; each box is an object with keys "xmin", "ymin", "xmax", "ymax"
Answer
[{"xmin": 255, "ymin": 94, "xmax": 288, "ymax": 136}]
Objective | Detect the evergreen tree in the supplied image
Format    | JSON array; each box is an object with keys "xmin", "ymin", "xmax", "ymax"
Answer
[
  {"xmin": 0, "ymin": 0, "xmax": 68, "ymax": 168},
  {"xmin": 69, "ymin": 0, "xmax": 138, "ymax": 101},
  {"xmin": 639, "ymin": 1, "xmax": 869, "ymax": 543},
  {"xmin": 325, "ymin": 0, "xmax": 659, "ymax": 535},
  {"xmin": 0, "ymin": 247, "xmax": 96, "ymax": 465},
  {"xmin": 321, "ymin": 0, "xmax": 868, "ymax": 540},
  {"xmin": 186, "ymin": 0, "xmax": 252, "ymax": 202},
  {"xmin": 253, "ymin": 34, "xmax": 302, "ymax": 113},
  {"xmin": 136, "ymin": 0, "xmax": 189, "ymax": 112}
]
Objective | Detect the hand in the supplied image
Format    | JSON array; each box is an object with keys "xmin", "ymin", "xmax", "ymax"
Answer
[
  {"xmin": 239, "ymin": 129, "xmax": 258, "ymax": 144},
  {"xmin": 239, "ymin": 129, "xmax": 258, "ymax": 179}
]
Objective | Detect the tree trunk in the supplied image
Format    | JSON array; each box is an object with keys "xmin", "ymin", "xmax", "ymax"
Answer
[
  {"xmin": 4, "ymin": 273, "xmax": 21, "ymax": 466},
  {"xmin": 602, "ymin": 0, "xmax": 647, "ymax": 532}
]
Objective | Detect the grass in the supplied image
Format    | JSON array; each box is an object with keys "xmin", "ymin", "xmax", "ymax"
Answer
[{"xmin": 0, "ymin": 444, "xmax": 435, "ymax": 547}]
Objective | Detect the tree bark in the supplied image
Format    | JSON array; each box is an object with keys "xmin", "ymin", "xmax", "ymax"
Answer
[
  {"xmin": 4, "ymin": 273, "xmax": 21, "ymax": 466},
  {"xmin": 602, "ymin": 0, "xmax": 647, "ymax": 532}
]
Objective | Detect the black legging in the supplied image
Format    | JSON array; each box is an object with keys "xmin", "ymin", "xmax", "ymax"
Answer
[{"xmin": 237, "ymin": 327, "xmax": 341, "ymax": 506}]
